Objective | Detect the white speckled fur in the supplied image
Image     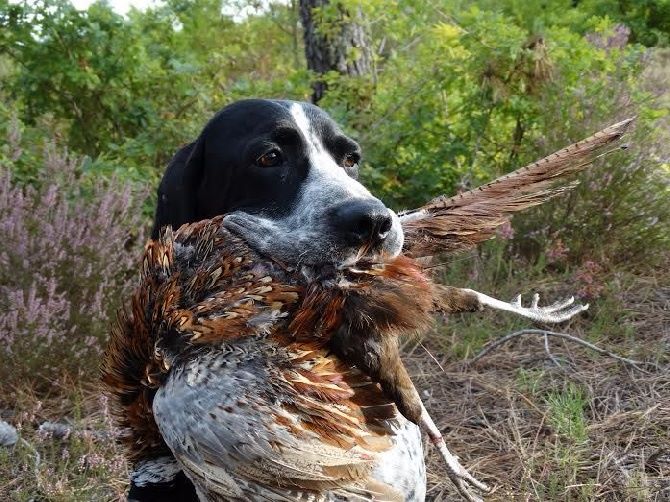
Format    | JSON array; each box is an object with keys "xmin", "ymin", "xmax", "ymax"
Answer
[{"xmin": 373, "ymin": 418, "xmax": 426, "ymax": 501}]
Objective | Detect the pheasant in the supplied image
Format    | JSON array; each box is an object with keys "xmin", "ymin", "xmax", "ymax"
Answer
[{"xmin": 103, "ymin": 118, "xmax": 633, "ymax": 501}]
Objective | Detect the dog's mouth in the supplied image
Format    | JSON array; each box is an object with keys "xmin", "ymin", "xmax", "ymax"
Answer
[
  {"xmin": 338, "ymin": 241, "xmax": 395, "ymax": 268},
  {"xmin": 223, "ymin": 211, "xmax": 403, "ymax": 274}
]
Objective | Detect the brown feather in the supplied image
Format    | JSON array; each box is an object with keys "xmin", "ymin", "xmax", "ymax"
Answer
[
  {"xmin": 102, "ymin": 217, "xmax": 425, "ymax": 498},
  {"xmin": 401, "ymin": 117, "xmax": 634, "ymax": 258}
]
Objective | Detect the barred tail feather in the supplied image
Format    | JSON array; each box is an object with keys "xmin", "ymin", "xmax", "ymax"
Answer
[{"xmin": 400, "ymin": 117, "xmax": 634, "ymax": 258}]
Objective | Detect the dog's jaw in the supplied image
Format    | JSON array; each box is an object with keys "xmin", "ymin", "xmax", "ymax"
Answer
[{"xmin": 223, "ymin": 208, "xmax": 404, "ymax": 269}]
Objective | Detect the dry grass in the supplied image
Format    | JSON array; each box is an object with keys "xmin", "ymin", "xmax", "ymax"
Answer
[
  {"xmin": 0, "ymin": 269, "xmax": 667, "ymax": 501},
  {"xmin": 408, "ymin": 271, "xmax": 670, "ymax": 501},
  {"xmin": 0, "ymin": 378, "xmax": 128, "ymax": 501}
]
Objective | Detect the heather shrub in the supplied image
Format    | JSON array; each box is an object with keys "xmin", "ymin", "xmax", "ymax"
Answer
[{"xmin": 0, "ymin": 124, "xmax": 148, "ymax": 384}]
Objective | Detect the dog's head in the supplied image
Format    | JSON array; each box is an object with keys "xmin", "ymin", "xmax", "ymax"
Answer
[{"xmin": 152, "ymin": 99, "xmax": 403, "ymax": 269}]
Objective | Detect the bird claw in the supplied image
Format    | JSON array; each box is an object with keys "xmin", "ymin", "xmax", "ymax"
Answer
[
  {"xmin": 421, "ymin": 405, "xmax": 490, "ymax": 500},
  {"xmin": 467, "ymin": 289, "xmax": 588, "ymax": 324},
  {"xmin": 508, "ymin": 293, "xmax": 589, "ymax": 323},
  {"xmin": 436, "ymin": 441, "xmax": 490, "ymax": 502}
]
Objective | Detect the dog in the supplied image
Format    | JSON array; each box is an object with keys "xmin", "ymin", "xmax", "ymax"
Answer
[
  {"xmin": 133, "ymin": 99, "xmax": 425, "ymax": 501},
  {"xmin": 152, "ymin": 98, "xmax": 404, "ymax": 268}
]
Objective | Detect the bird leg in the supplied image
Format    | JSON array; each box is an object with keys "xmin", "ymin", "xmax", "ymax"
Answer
[
  {"xmin": 420, "ymin": 404, "xmax": 490, "ymax": 501},
  {"xmin": 463, "ymin": 290, "xmax": 589, "ymax": 323}
]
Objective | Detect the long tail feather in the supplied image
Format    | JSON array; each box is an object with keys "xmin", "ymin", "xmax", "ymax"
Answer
[{"xmin": 400, "ymin": 118, "xmax": 635, "ymax": 258}]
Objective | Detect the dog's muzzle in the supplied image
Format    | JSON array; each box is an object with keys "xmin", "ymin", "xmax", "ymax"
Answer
[
  {"xmin": 329, "ymin": 198, "xmax": 404, "ymax": 265},
  {"xmin": 330, "ymin": 199, "xmax": 393, "ymax": 249}
]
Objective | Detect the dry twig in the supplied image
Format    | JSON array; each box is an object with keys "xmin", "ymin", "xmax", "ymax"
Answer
[{"xmin": 468, "ymin": 329, "xmax": 652, "ymax": 373}]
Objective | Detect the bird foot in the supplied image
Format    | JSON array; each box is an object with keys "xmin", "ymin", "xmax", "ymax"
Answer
[
  {"xmin": 420, "ymin": 406, "xmax": 490, "ymax": 501},
  {"xmin": 466, "ymin": 290, "xmax": 589, "ymax": 323},
  {"xmin": 434, "ymin": 440, "xmax": 490, "ymax": 502}
]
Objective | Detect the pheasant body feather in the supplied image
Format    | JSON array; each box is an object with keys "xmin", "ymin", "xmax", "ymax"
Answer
[{"xmin": 103, "ymin": 217, "xmax": 432, "ymax": 500}]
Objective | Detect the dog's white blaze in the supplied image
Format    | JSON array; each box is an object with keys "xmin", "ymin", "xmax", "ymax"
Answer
[{"xmin": 290, "ymin": 103, "xmax": 371, "ymax": 200}]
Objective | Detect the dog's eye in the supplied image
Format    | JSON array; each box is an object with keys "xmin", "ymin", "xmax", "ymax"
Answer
[
  {"xmin": 256, "ymin": 150, "xmax": 282, "ymax": 168},
  {"xmin": 343, "ymin": 153, "xmax": 359, "ymax": 168}
]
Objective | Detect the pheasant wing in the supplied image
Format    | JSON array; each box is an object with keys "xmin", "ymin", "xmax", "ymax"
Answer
[{"xmin": 400, "ymin": 118, "xmax": 634, "ymax": 259}]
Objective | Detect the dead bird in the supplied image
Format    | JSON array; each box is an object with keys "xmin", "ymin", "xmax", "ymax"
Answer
[{"xmin": 105, "ymin": 219, "xmax": 436, "ymax": 502}]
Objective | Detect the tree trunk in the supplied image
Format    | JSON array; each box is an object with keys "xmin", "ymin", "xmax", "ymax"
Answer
[{"xmin": 299, "ymin": 0, "xmax": 372, "ymax": 104}]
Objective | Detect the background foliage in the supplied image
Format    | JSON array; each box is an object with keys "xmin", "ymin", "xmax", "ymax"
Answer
[{"xmin": 0, "ymin": 0, "xmax": 668, "ymax": 499}]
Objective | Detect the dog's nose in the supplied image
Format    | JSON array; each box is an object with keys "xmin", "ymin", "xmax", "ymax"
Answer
[{"xmin": 332, "ymin": 199, "xmax": 393, "ymax": 247}]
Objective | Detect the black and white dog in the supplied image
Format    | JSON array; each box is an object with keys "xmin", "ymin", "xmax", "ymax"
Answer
[
  {"xmin": 152, "ymin": 99, "xmax": 404, "ymax": 269},
  {"xmin": 134, "ymin": 99, "xmax": 425, "ymax": 500}
]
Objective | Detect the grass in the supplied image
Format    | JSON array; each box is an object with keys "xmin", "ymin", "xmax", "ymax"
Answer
[
  {"xmin": 545, "ymin": 383, "xmax": 588, "ymax": 444},
  {"xmin": 0, "ymin": 379, "xmax": 127, "ymax": 501}
]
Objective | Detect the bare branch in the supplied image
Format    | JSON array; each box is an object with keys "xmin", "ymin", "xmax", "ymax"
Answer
[
  {"xmin": 468, "ymin": 329, "xmax": 652, "ymax": 373},
  {"xmin": 543, "ymin": 332, "xmax": 563, "ymax": 368}
]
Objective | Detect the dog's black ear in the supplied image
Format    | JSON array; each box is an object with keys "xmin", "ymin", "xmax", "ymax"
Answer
[{"xmin": 151, "ymin": 140, "xmax": 203, "ymax": 239}]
